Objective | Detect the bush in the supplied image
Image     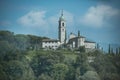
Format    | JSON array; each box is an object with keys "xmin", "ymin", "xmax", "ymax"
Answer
[
  {"xmin": 1, "ymin": 60, "xmax": 35, "ymax": 80},
  {"xmin": 81, "ymin": 71, "xmax": 100, "ymax": 80}
]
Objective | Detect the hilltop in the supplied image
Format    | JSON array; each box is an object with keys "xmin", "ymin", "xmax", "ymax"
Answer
[{"xmin": 0, "ymin": 30, "xmax": 120, "ymax": 80}]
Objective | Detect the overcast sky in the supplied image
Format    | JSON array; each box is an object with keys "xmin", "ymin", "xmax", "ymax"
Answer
[{"xmin": 0, "ymin": 0, "xmax": 120, "ymax": 49}]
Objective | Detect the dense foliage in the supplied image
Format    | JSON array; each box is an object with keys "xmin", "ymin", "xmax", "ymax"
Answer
[{"xmin": 0, "ymin": 30, "xmax": 120, "ymax": 80}]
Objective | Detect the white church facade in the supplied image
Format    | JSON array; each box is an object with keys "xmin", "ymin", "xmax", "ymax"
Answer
[
  {"xmin": 68, "ymin": 31, "xmax": 95, "ymax": 49},
  {"xmin": 41, "ymin": 11, "xmax": 96, "ymax": 50}
]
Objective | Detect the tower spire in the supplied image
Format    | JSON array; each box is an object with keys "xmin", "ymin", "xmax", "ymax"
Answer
[{"xmin": 61, "ymin": 9, "xmax": 63, "ymax": 16}]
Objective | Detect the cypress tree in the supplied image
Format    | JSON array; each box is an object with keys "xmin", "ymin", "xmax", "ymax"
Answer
[
  {"xmin": 119, "ymin": 47, "xmax": 120, "ymax": 54},
  {"xmin": 116, "ymin": 48, "xmax": 118, "ymax": 54},
  {"xmin": 111, "ymin": 47, "xmax": 114, "ymax": 54},
  {"xmin": 96, "ymin": 43, "xmax": 99, "ymax": 49},
  {"xmin": 108, "ymin": 44, "xmax": 111, "ymax": 54}
]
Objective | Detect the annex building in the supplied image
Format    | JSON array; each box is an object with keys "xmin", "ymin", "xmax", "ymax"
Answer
[{"xmin": 41, "ymin": 11, "xmax": 96, "ymax": 50}]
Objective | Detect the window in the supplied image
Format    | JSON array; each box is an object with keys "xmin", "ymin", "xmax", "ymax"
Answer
[
  {"xmin": 62, "ymin": 29, "xmax": 64, "ymax": 31},
  {"xmin": 62, "ymin": 23, "xmax": 64, "ymax": 26}
]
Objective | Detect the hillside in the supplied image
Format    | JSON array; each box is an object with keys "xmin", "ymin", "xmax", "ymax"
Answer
[{"xmin": 0, "ymin": 30, "xmax": 120, "ymax": 80}]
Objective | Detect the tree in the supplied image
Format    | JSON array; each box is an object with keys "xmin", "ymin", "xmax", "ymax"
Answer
[
  {"xmin": 38, "ymin": 73, "xmax": 52, "ymax": 80},
  {"xmin": 0, "ymin": 64, "xmax": 8, "ymax": 80},
  {"xmin": 0, "ymin": 30, "xmax": 14, "ymax": 43},
  {"xmin": 1, "ymin": 60, "xmax": 35, "ymax": 80},
  {"xmin": 14, "ymin": 34, "xmax": 30, "ymax": 50},
  {"xmin": 65, "ymin": 66, "xmax": 75, "ymax": 80},
  {"xmin": 81, "ymin": 71, "xmax": 100, "ymax": 80},
  {"xmin": 96, "ymin": 43, "xmax": 99, "ymax": 49},
  {"xmin": 75, "ymin": 52, "xmax": 93, "ymax": 78},
  {"xmin": 116, "ymin": 48, "xmax": 119, "ymax": 54},
  {"xmin": 119, "ymin": 47, "xmax": 120, "ymax": 54},
  {"xmin": 78, "ymin": 46, "xmax": 85, "ymax": 52},
  {"xmin": 30, "ymin": 52, "xmax": 63, "ymax": 77},
  {"xmin": 111, "ymin": 47, "xmax": 114, "ymax": 54},
  {"xmin": 75, "ymin": 53, "xmax": 87, "ymax": 67},
  {"xmin": 50, "ymin": 63, "xmax": 68, "ymax": 80},
  {"xmin": 108, "ymin": 44, "xmax": 111, "ymax": 54},
  {"xmin": 0, "ymin": 41, "xmax": 17, "ymax": 61},
  {"xmin": 91, "ymin": 51, "xmax": 118, "ymax": 80}
]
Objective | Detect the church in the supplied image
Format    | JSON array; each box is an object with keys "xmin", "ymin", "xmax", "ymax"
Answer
[{"xmin": 41, "ymin": 11, "xmax": 96, "ymax": 50}]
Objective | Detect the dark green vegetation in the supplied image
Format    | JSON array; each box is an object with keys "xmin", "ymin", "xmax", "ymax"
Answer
[{"xmin": 0, "ymin": 30, "xmax": 120, "ymax": 80}]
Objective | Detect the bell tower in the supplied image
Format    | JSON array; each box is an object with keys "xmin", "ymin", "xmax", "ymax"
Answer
[{"xmin": 58, "ymin": 10, "xmax": 66, "ymax": 44}]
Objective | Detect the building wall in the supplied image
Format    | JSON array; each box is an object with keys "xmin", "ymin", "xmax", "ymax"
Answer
[
  {"xmin": 59, "ymin": 20, "xmax": 66, "ymax": 44},
  {"xmin": 68, "ymin": 37, "xmax": 96, "ymax": 50},
  {"xmin": 42, "ymin": 41, "xmax": 60, "ymax": 50},
  {"xmin": 85, "ymin": 42, "xmax": 96, "ymax": 49},
  {"xmin": 68, "ymin": 37, "xmax": 85, "ymax": 48},
  {"xmin": 69, "ymin": 33, "xmax": 76, "ymax": 39},
  {"xmin": 78, "ymin": 38, "xmax": 85, "ymax": 47}
]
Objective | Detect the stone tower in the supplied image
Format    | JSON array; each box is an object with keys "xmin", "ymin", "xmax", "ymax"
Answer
[{"xmin": 58, "ymin": 10, "xmax": 66, "ymax": 44}]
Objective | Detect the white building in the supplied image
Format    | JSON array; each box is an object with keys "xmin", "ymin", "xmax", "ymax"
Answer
[
  {"xmin": 85, "ymin": 41, "xmax": 96, "ymax": 49},
  {"xmin": 41, "ymin": 10, "xmax": 96, "ymax": 50},
  {"xmin": 41, "ymin": 10, "xmax": 66, "ymax": 50},
  {"xmin": 58, "ymin": 10, "xmax": 66, "ymax": 44},
  {"xmin": 68, "ymin": 31, "xmax": 96, "ymax": 49},
  {"xmin": 42, "ymin": 39, "xmax": 60, "ymax": 50}
]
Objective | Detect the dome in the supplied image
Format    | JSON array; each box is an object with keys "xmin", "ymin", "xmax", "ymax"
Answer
[
  {"xmin": 59, "ymin": 10, "xmax": 65, "ymax": 21},
  {"xmin": 59, "ymin": 16, "xmax": 65, "ymax": 21}
]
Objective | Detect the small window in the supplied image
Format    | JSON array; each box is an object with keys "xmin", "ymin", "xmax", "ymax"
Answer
[{"xmin": 62, "ymin": 23, "xmax": 64, "ymax": 26}]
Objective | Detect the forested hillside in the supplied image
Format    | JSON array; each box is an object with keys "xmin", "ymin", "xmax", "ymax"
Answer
[{"xmin": 0, "ymin": 30, "xmax": 120, "ymax": 80}]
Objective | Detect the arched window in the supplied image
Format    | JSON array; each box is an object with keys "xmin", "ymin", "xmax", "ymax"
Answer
[
  {"xmin": 62, "ymin": 29, "xmax": 64, "ymax": 31},
  {"xmin": 62, "ymin": 23, "xmax": 64, "ymax": 26}
]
